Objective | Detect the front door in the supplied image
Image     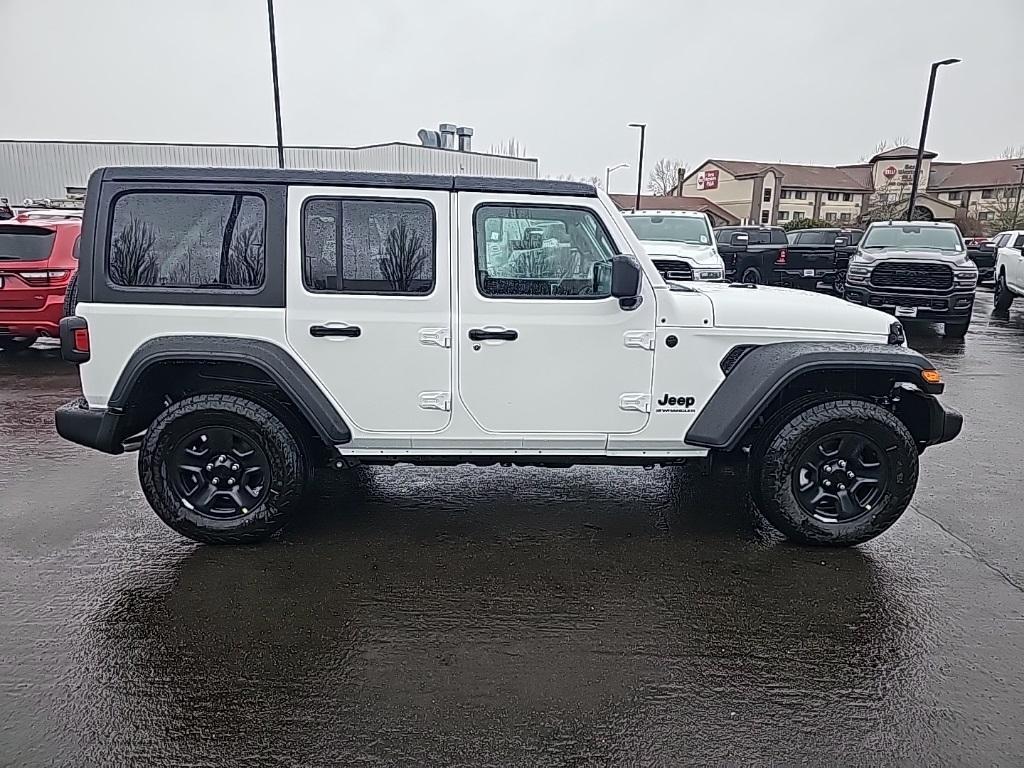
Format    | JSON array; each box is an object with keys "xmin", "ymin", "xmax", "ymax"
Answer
[
  {"xmin": 456, "ymin": 193, "xmax": 656, "ymax": 434},
  {"xmin": 285, "ymin": 186, "xmax": 451, "ymax": 433}
]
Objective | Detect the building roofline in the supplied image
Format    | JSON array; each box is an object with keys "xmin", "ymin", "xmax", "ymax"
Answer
[{"xmin": 0, "ymin": 138, "xmax": 537, "ymax": 163}]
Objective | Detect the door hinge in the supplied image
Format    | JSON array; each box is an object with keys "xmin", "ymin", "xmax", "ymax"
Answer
[
  {"xmin": 418, "ymin": 391, "xmax": 451, "ymax": 411},
  {"xmin": 623, "ymin": 331, "xmax": 655, "ymax": 350},
  {"xmin": 419, "ymin": 328, "xmax": 451, "ymax": 348},
  {"xmin": 619, "ymin": 393, "xmax": 651, "ymax": 413}
]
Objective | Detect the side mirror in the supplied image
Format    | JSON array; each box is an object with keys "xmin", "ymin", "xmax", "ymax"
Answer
[
  {"xmin": 729, "ymin": 232, "xmax": 749, "ymax": 249},
  {"xmin": 834, "ymin": 235, "xmax": 851, "ymax": 248},
  {"xmin": 610, "ymin": 255, "xmax": 642, "ymax": 310}
]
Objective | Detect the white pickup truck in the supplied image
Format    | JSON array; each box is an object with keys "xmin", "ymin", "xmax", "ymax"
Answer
[
  {"xmin": 56, "ymin": 167, "xmax": 961, "ymax": 548},
  {"xmin": 621, "ymin": 210, "xmax": 726, "ymax": 282}
]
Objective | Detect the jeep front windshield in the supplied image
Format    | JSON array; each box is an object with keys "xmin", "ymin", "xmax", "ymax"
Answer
[
  {"xmin": 625, "ymin": 216, "xmax": 710, "ymax": 245},
  {"xmin": 861, "ymin": 225, "xmax": 963, "ymax": 251}
]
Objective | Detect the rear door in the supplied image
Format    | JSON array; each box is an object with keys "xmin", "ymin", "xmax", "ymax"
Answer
[
  {"xmin": 455, "ymin": 193, "xmax": 656, "ymax": 434},
  {"xmin": 284, "ymin": 186, "xmax": 452, "ymax": 433}
]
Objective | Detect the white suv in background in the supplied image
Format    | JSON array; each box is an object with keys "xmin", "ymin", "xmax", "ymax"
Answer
[
  {"xmin": 993, "ymin": 230, "xmax": 1024, "ymax": 312},
  {"xmin": 622, "ymin": 210, "xmax": 725, "ymax": 282}
]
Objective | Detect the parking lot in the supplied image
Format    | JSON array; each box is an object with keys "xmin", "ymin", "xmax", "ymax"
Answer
[{"xmin": 0, "ymin": 289, "xmax": 1021, "ymax": 765}]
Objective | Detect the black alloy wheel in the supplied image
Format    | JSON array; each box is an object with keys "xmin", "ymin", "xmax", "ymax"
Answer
[
  {"xmin": 741, "ymin": 267, "xmax": 762, "ymax": 285},
  {"xmin": 167, "ymin": 426, "xmax": 271, "ymax": 519},
  {"xmin": 791, "ymin": 431, "xmax": 888, "ymax": 524}
]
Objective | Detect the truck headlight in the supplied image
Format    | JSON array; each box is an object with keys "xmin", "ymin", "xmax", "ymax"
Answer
[
  {"xmin": 953, "ymin": 269, "xmax": 978, "ymax": 287},
  {"xmin": 697, "ymin": 269, "xmax": 724, "ymax": 281}
]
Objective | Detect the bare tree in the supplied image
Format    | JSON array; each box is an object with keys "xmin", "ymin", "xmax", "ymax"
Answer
[
  {"xmin": 225, "ymin": 223, "xmax": 266, "ymax": 286},
  {"xmin": 859, "ymin": 136, "xmax": 913, "ymax": 162},
  {"xmin": 580, "ymin": 175, "xmax": 603, "ymax": 189},
  {"xmin": 380, "ymin": 218, "xmax": 428, "ymax": 292},
  {"xmin": 218, "ymin": 194, "xmax": 244, "ymax": 283},
  {"xmin": 648, "ymin": 158, "xmax": 685, "ymax": 195},
  {"xmin": 490, "ymin": 137, "xmax": 528, "ymax": 158},
  {"xmin": 981, "ymin": 188, "xmax": 1024, "ymax": 232},
  {"xmin": 109, "ymin": 215, "xmax": 158, "ymax": 286},
  {"xmin": 999, "ymin": 145, "xmax": 1024, "ymax": 160}
]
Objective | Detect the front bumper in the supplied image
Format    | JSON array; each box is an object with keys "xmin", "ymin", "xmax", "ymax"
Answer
[
  {"xmin": 844, "ymin": 286, "xmax": 975, "ymax": 321},
  {"xmin": 922, "ymin": 395, "xmax": 963, "ymax": 447},
  {"xmin": 55, "ymin": 398, "xmax": 127, "ymax": 454}
]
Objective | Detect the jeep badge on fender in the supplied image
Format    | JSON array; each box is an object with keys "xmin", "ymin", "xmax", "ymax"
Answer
[{"xmin": 55, "ymin": 165, "xmax": 963, "ymax": 548}]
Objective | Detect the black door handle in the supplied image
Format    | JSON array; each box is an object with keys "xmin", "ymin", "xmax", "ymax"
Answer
[
  {"xmin": 310, "ymin": 324, "xmax": 361, "ymax": 338},
  {"xmin": 468, "ymin": 328, "xmax": 518, "ymax": 341}
]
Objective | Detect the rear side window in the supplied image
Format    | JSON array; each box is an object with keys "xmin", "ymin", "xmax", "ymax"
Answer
[
  {"xmin": 302, "ymin": 198, "xmax": 435, "ymax": 294},
  {"xmin": 1015, "ymin": 234, "xmax": 1024, "ymax": 248},
  {"xmin": 0, "ymin": 225, "xmax": 56, "ymax": 262},
  {"xmin": 108, "ymin": 192, "xmax": 266, "ymax": 289}
]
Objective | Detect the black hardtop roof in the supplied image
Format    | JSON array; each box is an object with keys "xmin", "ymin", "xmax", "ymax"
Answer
[{"xmin": 95, "ymin": 166, "xmax": 597, "ymax": 197}]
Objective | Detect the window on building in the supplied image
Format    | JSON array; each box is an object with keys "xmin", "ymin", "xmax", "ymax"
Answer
[
  {"xmin": 302, "ymin": 198, "xmax": 435, "ymax": 294},
  {"xmin": 981, "ymin": 189, "xmax": 995, "ymax": 199},
  {"xmin": 778, "ymin": 211, "xmax": 790, "ymax": 221},
  {"xmin": 827, "ymin": 192, "xmax": 840, "ymax": 201},
  {"xmin": 473, "ymin": 205, "xmax": 617, "ymax": 298},
  {"xmin": 760, "ymin": 210, "xmax": 770, "ymax": 224},
  {"xmin": 978, "ymin": 211, "xmax": 991, "ymax": 221},
  {"xmin": 947, "ymin": 191, "xmax": 962, "ymax": 201},
  {"xmin": 825, "ymin": 212, "xmax": 838, "ymax": 222},
  {"xmin": 842, "ymin": 193, "xmax": 853, "ymax": 202},
  {"xmin": 840, "ymin": 212, "xmax": 851, "ymax": 222},
  {"xmin": 762, "ymin": 188, "xmax": 772, "ymax": 203},
  {"xmin": 794, "ymin": 190, "xmax": 807, "ymax": 200},
  {"xmin": 780, "ymin": 190, "xmax": 791, "ymax": 200},
  {"xmin": 792, "ymin": 211, "xmax": 805, "ymax": 221},
  {"xmin": 108, "ymin": 192, "xmax": 266, "ymax": 289}
]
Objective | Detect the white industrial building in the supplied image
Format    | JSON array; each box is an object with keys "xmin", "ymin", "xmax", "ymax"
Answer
[{"xmin": 0, "ymin": 129, "xmax": 537, "ymax": 203}]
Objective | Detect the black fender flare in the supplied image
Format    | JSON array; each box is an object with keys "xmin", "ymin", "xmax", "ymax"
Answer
[
  {"xmin": 684, "ymin": 341, "xmax": 942, "ymax": 451},
  {"xmin": 108, "ymin": 336, "xmax": 351, "ymax": 445}
]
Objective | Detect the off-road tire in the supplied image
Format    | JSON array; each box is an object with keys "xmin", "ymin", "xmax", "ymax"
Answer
[
  {"xmin": 751, "ymin": 399, "xmax": 918, "ymax": 546},
  {"xmin": 139, "ymin": 394, "xmax": 308, "ymax": 544},
  {"xmin": 994, "ymin": 273, "xmax": 1014, "ymax": 312},
  {"xmin": 0, "ymin": 335, "xmax": 38, "ymax": 352},
  {"xmin": 741, "ymin": 267, "xmax": 762, "ymax": 285},
  {"xmin": 944, "ymin": 318, "xmax": 971, "ymax": 338},
  {"xmin": 63, "ymin": 272, "xmax": 79, "ymax": 318}
]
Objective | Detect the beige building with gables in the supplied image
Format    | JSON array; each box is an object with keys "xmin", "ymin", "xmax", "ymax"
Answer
[{"xmin": 674, "ymin": 147, "xmax": 1024, "ymax": 232}]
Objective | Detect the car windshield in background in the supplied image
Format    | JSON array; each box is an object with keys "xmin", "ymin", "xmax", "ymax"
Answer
[
  {"xmin": 0, "ymin": 226, "xmax": 56, "ymax": 261},
  {"xmin": 626, "ymin": 216, "xmax": 710, "ymax": 245},
  {"xmin": 861, "ymin": 225, "xmax": 962, "ymax": 251}
]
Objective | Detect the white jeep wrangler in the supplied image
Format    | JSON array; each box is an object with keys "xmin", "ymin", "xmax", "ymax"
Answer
[{"xmin": 56, "ymin": 167, "xmax": 962, "ymax": 546}]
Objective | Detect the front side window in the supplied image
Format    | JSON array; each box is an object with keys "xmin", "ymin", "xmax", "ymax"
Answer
[
  {"xmin": 108, "ymin": 192, "xmax": 265, "ymax": 289},
  {"xmin": 625, "ymin": 214, "xmax": 710, "ymax": 245},
  {"xmin": 1014, "ymin": 234, "xmax": 1024, "ymax": 248},
  {"xmin": 474, "ymin": 205, "xmax": 617, "ymax": 298},
  {"xmin": 302, "ymin": 198, "xmax": 434, "ymax": 294}
]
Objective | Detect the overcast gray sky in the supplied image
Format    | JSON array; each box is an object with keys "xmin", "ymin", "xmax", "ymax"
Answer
[{"xmin": 2, "ymin": 0, "xmax": 1022, "ymax": 192}]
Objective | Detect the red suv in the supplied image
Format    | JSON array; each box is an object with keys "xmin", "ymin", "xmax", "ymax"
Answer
[{"xmin": 0, "ymin": 211, "xmax": 81, "ymax": 351}]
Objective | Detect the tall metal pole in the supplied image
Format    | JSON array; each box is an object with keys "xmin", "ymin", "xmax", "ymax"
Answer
[
  {"xmin": 1013, "ymin": 164, "xmax": 1024, "ymax": 228},
  {"xmin": 906, "ymin": 58, "xmax": 959, "ymax": 220},
  {"xmin": 629, "ymin": 123, "xmax": 646, "ymax": 211},
  {"xmin": 267, "ymin": 0, "xmax": 285, "ymax": 169},
  {"xmin": 605, "ymin": 163, "xmax": 628, "ymax": 192}
]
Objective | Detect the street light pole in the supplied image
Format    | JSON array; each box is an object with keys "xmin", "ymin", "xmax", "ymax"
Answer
[
  {"xmin": 267, "ymin": 0, "xmax": 285, "ymax": 169},
  {"xmin": 628, "ymin": 123, "xmax": 647, "ymax": 211},
  {"xmin": 1013, "ymin": 163, "xmax": 1024, "ymax": 229},
  {"xmin": 906, "ymin": 58, "xmax": 960, "ymax": 220},
  {"xmin": 605, "ymin": 163, "xmax": 629, "ymax": 192}
]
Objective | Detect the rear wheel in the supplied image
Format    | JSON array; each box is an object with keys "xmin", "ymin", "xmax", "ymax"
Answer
[
  {"xmin": 994, "ymin": 273, "xmax": 1014, "ymax": 312},
  {"xmin": 750, "ymin": 399, "xmax": 918, "ymax": 546},
  {"xmin": 741, "ymin": 267, "xmax": 762, "ymax": 285},
  {"xmin": 0, "ymin": 335, "xmax": 38, "ymax": 352},
  {"xmin": 139, "ymin": 394, "xmax": 308, "ymax": 544}
]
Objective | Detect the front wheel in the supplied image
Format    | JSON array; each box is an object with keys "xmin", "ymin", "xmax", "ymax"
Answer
[
  {"xmin": 750, "ymin": 399, "xmax": 918, "ymax": 546},
  {"xmin": 994, "ymin": 274, "xmax": 1014, "ymax": 312},
  {"xmin": 139, "ymin": 394, "xmax": 308, "ymax": 544}
]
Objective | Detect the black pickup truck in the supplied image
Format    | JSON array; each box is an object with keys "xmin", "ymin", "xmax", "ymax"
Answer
[
  {"xmin": 784, "ymin": 228, "xmax": 863, "ymax": 293},
  {"xmin": 714, "ymin": 225, "xmax": 789, "ymax": 285}
]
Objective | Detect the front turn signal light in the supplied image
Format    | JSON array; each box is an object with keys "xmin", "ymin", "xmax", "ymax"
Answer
[{"xmin": 921, "ymin": 369, "xmax": 942, "ymax": 385}]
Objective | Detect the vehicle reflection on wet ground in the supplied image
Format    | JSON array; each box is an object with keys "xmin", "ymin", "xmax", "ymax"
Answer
[{"xmin": 1, "ymin": 290, "xmax": 1022, "ymax": 765}]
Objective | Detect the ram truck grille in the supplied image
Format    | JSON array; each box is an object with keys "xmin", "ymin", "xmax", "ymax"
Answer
[
  {"xmin": 651, "ymin": 260, "xmax": 693, "ymax": 281},
  {"xmin": 870, "ymin": 262, "xmax": 953, "ymax": 291}
]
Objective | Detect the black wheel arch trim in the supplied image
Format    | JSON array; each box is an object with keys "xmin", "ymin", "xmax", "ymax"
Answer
[
  {"xmin": 107, "ymin": 336, "xmax": 351, "ymax": 446},
  {"xmin": 685, "ymin": 341, "xmax": 945, "ymax": 451}
]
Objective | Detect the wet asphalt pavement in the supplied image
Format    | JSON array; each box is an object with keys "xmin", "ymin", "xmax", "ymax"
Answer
[{"xmin": 1, "ymin": 290, "xmax": 1023, "ymax": 766}]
